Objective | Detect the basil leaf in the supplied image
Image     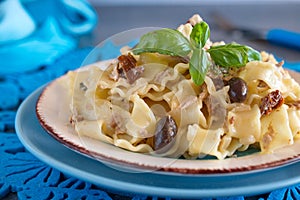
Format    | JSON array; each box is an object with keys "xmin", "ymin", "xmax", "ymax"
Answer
[
  {"xmin": 190, "ymin": 22, "xmax": 210, "ymax": 48},
  {"xmin": 132, "ymin": 28, "xmax": 191, "ymax": 57},
  {"xmin": 246, "ymin": 46, "xmax": 262, "ymax": 62},
  {"xmin": 207, "ymin": 43, "xmax": 261, "ymax": 68},
  {"xmin": 189, "ymin": 48, "xmax": 210, "ymax": 85}
]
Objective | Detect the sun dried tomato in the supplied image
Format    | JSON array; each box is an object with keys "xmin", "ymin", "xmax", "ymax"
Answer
[
  {"xmin": 260, "ymin": 90, "xmax": 284, "ymax": 116},
  {"xmin": 154, "ymin": 115, "xmax": 177, "ymax": 151},
  {"xmin": 117, "ymin": 54, "xmax": 144, "ymax": 84}
]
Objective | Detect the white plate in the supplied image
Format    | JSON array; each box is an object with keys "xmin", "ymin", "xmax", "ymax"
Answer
[
  {"xmin": 15, "ymin": 86, "xmax": 300, "ymax": 198},
  {"xmin": 35, "ymin": 59, "xmax": 300, "ymax": 174}
]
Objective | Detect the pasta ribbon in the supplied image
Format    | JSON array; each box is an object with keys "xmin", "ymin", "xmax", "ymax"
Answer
[{"xmin": 67, "ymin": 17, "xmax": 300, "ymax": 160}]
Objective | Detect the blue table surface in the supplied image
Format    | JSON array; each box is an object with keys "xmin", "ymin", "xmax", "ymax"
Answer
[{"xmin": 1, "ymin": 3, "xmax": 300, "ymax": 200}]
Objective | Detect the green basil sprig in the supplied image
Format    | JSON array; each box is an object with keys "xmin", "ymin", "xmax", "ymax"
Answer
[
  {"xmin": 189, "ymin": 48, "xmax": 210, "ymax": 85},
  {"xmin": 132, "ymin": 29, "xmax": 191, "ymax": 57},
  {"xmin": 190, "ymin": 22, "xmax": 210, "ymax": 49},
  {"xmin": 132, "ymin": 21, "xmax": 261, "ymax": 85},
  {"xmin": 189, "ymin": 22, "xmax": 210, "ymax": 85},
  {"xmin": 207, "ymin": 43, "xmax": 261, "ymax": 68}
]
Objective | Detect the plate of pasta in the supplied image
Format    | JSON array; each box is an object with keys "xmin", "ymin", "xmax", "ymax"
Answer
[{"xmin": 36, "ymin": 14, "xmax": 300, "ymax": 174}]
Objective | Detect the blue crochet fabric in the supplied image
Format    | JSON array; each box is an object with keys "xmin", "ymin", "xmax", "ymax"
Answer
[{"xmin": 0, "ymin": 46, "xmax": 300, "ymax": 199}]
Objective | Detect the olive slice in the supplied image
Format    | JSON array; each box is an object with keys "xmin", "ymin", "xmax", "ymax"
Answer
[{"xmin": 228, "ymin": 77, "xmax": 248, "ymax": 103}]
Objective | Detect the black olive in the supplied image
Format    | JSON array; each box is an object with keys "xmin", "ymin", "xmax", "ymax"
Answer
[
  {"xmin": 154, "ymin": 115, "xmax": 177, "ymax": 151},
  {"xmin": 228, "ymin": 77, "xmax": 248, "ymax": 103}
]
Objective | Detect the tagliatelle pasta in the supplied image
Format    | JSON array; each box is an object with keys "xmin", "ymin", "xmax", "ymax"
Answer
[{"xmin": 66, "ymin": 15, "xmax": 300, "ymax": 160}]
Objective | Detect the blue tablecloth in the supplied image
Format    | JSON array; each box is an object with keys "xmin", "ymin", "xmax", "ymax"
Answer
[{"xmin": 0, "ymin": 47, "xmax": 300, "ymax": 200}]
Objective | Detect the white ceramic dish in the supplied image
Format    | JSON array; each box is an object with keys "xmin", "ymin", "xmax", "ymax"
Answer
[
  {"xmin": 16, "ymin": 85, "xmax": 300, "ymax": 198},
  {"xmin": 35, "ymin": 59, "xmax": 300, "ymax": 174}
]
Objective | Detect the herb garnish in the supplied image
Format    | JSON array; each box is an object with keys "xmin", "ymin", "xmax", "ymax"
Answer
[
  {"xmin": 132, "ymin": 21, "xmax": 261, "ymax": 85},
  {"xmin": 189, "ymin": 22, "xmax": 210, "ymax": 85},
  {"xmin": 207, "ymin": 43, "xmax": 262, "ymax": 68},
  {"xmin": 132, "ymin": 28, "xmax": 191, "ymax": 57}
]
